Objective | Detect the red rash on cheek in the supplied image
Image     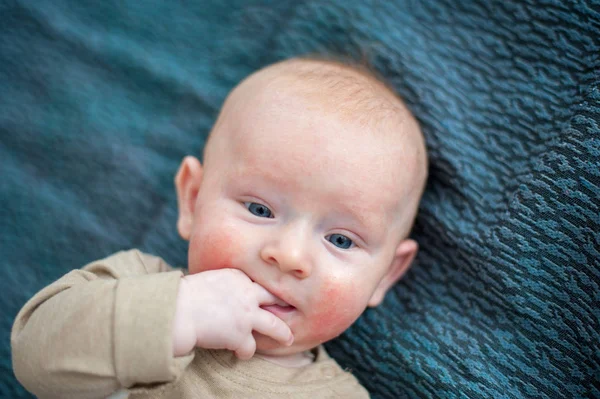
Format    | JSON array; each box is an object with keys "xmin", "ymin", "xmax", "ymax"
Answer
[
  {"xmin": 189, "ymin": 229, "xmax": 238, "ymax": 273},
  {"xmin": 305, "ymin": 281, "xmax": 364, "ymax": 343}
]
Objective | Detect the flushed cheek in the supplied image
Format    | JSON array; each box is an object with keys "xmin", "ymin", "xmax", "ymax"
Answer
[
  {"xmin": 188, "ymin": 227, "xmax": 239, "ymax": 274},
  {"xmin": 303, "ymin": 281, "xmax": 367, "ymax": 343}
]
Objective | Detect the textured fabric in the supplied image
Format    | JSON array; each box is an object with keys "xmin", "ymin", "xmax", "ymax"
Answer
[
  {"xmin": 11, "ymin": 250, "xmax": 368, "ymax": 399},
  {"xmin": 1, "ymin": 0, "xmax": 598, "ymax": 398}
]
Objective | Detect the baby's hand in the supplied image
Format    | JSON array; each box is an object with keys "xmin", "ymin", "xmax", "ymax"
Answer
[{"xmin": 172, "ymin": 269, "xmax": 293, "ymax": 359}]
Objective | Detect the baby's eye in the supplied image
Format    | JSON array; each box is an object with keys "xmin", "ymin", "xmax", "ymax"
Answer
[
  {"xmin": 245, "ymin": 202, "xmax": 273, "ymax": 218},
  {"xmin": 326, "ymin": 234, "xmax": 354, "ymax": 249}
]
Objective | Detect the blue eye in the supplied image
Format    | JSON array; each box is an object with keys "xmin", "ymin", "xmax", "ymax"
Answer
[
  {"xmin": 327, "ymin": 234, "xmax": 354, "ymax": 249},
  {"xmin": 245, "ymin": 202, "xmax": 273, "ymax": 218}
]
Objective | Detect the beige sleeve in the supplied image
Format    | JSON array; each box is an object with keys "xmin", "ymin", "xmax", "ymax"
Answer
[{"xmin": 11, "ymin": 249, "xmax": 194, "ymax": 399}]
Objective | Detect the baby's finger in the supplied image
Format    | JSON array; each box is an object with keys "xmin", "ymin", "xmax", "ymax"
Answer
[
  {"xmin": 252, "ymin": 282, "xmax": 280, "ymax": 305},
  {"xmin": 253, "ymin": 310, "xmax": 294, "ymax": 346},
  {"xmin": 234, "ymin": 336, "xmax": 256, "ymax": 360}
]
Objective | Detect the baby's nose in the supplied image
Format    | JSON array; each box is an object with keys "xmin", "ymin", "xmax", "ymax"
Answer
[{"xmin": 260, "ymin": 225, "xmax": 312, "ymax": 278}]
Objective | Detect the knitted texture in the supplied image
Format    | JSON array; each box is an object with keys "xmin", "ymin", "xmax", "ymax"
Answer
[{"xmin": 1, "ymin": 1, "xmax": 598, "ymax": 398}]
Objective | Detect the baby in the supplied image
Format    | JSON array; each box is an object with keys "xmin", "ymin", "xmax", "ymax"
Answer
[{"xmin": 12, "ymin": 57, "xmax": 428, "ymax": 398}]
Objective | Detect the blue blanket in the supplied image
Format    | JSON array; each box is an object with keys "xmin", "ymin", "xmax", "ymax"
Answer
[{"xmin": 1, "ymin": 1, "xmax": 598, "ymax": 398}]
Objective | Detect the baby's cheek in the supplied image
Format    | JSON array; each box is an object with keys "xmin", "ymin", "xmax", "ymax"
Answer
[
  {"xmin": 305, "ymin": 281, "xmax": 366, "ymax": 343},
  {"xmin": 188, "ymin": 228, "xmax": 238, "ymax": 274}
]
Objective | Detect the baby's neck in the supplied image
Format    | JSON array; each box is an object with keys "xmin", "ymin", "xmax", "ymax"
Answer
[{"xmin": 255, "ymin": 350, "xmax": 316, "ymax": 368}]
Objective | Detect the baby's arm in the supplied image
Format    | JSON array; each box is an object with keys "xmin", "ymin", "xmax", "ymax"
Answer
[
  {"xmin": 12, "ymin": 250, "xmax": 294, "ymax": 399},
  {"xmin": 171, "ymin": 269, "xmax": 294, "ymax": 359},
  {"xmin": 11, "ymin": 250, "xmax": 190, "ymax": 399}
]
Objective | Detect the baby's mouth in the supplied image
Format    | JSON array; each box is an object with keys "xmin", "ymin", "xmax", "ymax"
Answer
[
  {"xmin": 250, "ymin": 278, "xmax": 296, "ymax": 311},
  {"xmin": 261, "ymin": 303, "xmax": 296, "ymax": 315},
  {"xmin": 272, "ymin": 296, "xmax": 292, "ymax": 307},
  {"xmin": 261, "ymin": 295, "xmax": 296, "ymax": 315}
]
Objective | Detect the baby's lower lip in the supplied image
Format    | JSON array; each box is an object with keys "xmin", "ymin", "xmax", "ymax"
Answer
[{"xmin": 261, "ymin": 304, "xmax": 296, "ymax": 316}]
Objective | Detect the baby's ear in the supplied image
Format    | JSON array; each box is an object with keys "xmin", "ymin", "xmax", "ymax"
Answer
[
  {"xmin": 367, "ymin": 239, "xmax": 418, "ymax": 307},
  {"xmin": 175, "ymin": 156, "xmax": 204, "ymax": 240}
]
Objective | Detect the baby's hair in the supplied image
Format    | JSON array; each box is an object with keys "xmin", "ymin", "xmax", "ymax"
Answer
[
  {"xmin": 273, "ymin": 54, "xmax": 410, "ymax": 130},
  {"xmin": 203, "ymin": 53, "xmax": 410, "ymax": 157},
  {"xmin": 201, "ymin": 54, "xmax": 401, "ymax": 160},
  {"xmin": 293, "ymin": 52, "xmax": 400, "ymax": 102}
]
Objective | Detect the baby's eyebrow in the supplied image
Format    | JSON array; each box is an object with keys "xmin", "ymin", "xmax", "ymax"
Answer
[{"xmin": 334, "ymin": 202, "xmax": 383, "ymax": 237}]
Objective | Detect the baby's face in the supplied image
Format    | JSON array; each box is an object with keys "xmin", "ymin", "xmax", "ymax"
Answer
[{"xmin": 176, "ymin": 64, "xmax": 424, "ymax": 356}]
